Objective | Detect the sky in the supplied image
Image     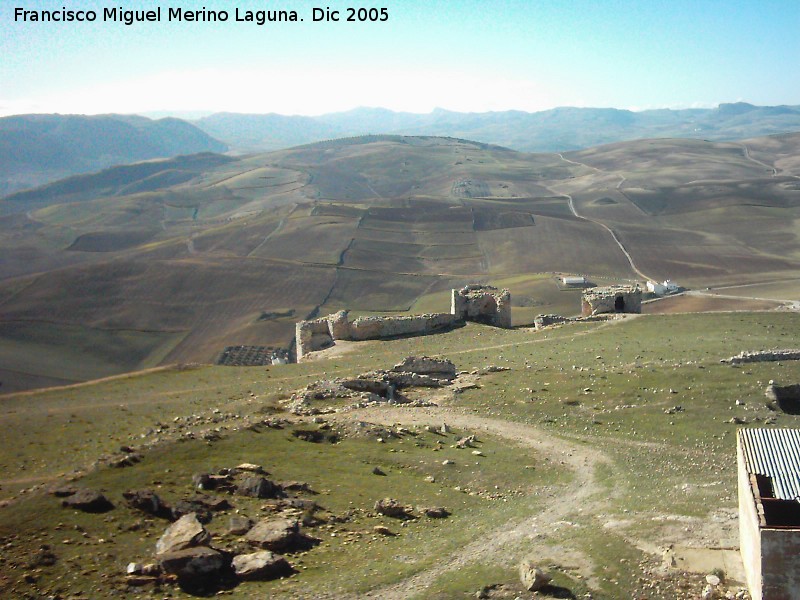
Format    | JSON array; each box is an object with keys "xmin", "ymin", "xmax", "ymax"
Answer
[{"xmin": 1, "ymin": 0, "xmax": 799, "ymax": 117}]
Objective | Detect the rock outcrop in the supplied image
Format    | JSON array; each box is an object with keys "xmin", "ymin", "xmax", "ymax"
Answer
[
  {"xmin": 245, "ymin": 518, "xmax": 302, "ymax": 552},
  {"xmin": 60, "ymin": 489, "xmax": 114, "ymax": 513},
  {"xmin": 232, "ymin": 550, "xmax": 291, "ymax": 581},
  {"xmin": 519, "ymin": 560, "xmax": 552, "ymax": 591},
  {"xmin": 155, "ymin": 513, "xmax": 211, "ymax": 556}
]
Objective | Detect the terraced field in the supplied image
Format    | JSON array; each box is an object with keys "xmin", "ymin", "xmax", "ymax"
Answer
[{"xmin": 0, "ymin": 133, "xmax": 799, "ymax": 391}]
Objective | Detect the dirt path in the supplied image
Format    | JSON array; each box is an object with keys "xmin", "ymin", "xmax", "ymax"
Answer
[
  {"xmin": 550, "ymin": 155, "xmax": 652, "ymax": 281},
  {"xmin": 739, "ymin": 144, "xmax": 777, "ymax": 176},
  {"xmin": 333, "ymin": 405, "xmax": 614, "ymax": 598}
]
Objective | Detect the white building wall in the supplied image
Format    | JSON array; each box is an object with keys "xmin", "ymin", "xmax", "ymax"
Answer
[{"xmin": 738, "ymin": 438, "xmax": 763, "ymax": 600}]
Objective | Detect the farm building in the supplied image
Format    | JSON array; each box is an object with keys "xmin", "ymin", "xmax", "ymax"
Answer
[
  {"xmin": 737, "ymin": 428, "xmax": 800, "ymax": 600},
  {"xmin": 646, "ymin": 279, "xmax": 680, "ymax": 296},
  {"xmin": 561, "ymin": 275, "xmax": 587, "ymax": 287}
]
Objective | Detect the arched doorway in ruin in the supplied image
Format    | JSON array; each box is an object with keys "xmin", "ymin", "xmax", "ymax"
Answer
[{"xmin": 614, "ymin": 295, "xmax": 625, "ymax": 312}]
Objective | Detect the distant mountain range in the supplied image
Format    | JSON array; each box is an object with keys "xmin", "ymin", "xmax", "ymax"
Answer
[
  {"xmin": 0, "ymin": 114, "xmax": 227, "ymax": 196},
  {"xmin": 194, "ymin": 102, "xmax": 800, "ymax": 153},
  {"xmin": 3, "ymin": 103, "xmax": 800, "ymax": 197}
]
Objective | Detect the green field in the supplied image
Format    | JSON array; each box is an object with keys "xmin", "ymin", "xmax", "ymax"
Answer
[{"xmin": 2, "ymin": 312, "xmax": 800, "ymax": 598}]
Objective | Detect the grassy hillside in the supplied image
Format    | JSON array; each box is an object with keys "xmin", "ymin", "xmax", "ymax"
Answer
[
  {"xmin": 2, "ymin": 312, "xmax": 799, "ymax": 598},
  {"xmin": 0, "ymin": 133, "xmax": 799, "ymax": 392}
]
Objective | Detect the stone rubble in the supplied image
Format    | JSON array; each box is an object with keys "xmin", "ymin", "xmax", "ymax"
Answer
[{"xmin": 723, "ymin": 349, "xmax": 800, "ymax": 364}]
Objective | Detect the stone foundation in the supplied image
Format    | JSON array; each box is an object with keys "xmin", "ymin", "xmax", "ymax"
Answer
[
  {"xmin": 725, "ymin": 349, "xmax": 800, "ymax": 365},
  {"xmin": 534, "ymin": 314, "xmax": 569, "ymax": 328}
]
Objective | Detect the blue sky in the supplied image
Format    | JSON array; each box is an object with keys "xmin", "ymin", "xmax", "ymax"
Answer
[{"xmin": 1, "ymin": 0, "xmax": 798, "ymax": 116}]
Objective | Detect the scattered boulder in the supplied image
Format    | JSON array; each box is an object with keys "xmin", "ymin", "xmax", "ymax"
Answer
[
  {"xmin": 109, "ymin": 452, "xmax": 143, "ymax": 468},
  {"xmin": 123, "ymin": 489, "xmax": 170, "ymax": 518},
  {"xmin": 232, "ymin": 550, "xmax": 292, "ymax": 581},
  {"xmin": 282, "ymin": 481, "xmax": 315, "ymax": 493},
  {"xmin": 155, "ymin": 513, "xmax": 211, "ymax": 555},
  {"xmin": 372, "ymin": 467, "xmax": 387, "ymax": 476},
  {"xmin": 422, "ymin": 506, "xmax": 450, "ymax": 519},
  {"xmin": 171, "ymin": 500, "xmax": 214, "ymax": 524},
  {"xmin": 227, "ymin": 516, "xmax": 254, "ymax": 536},
  {"xmin": 191, "ymin": 472, "xmax": 233, "ymax": 492},
  {"xmin": 292, "ymin": 429, "xmax": 339, "ymax": 443},
  {"xmin": 245, "ymin": 518, "xmax": 302, "ymax": 552},
  {"xmin": 236, "ymin": 476, "xmax": 282, "ymax": 499},
  {"xmin": 456, "ymin": 435, "xmax": 476, "ymax": 449},
  {"xmin": 61, "ymin": 489, "xmax": 114, "ymax": 513},
  {"xmin": 158, "ymin": 546, "xmax": 228, "ymax": 580},
  {"xmin": 50, "ymin": 485, "xmax": 80, "ymax": 498},
  {"xmin": 234, "ymin": 463, "xmax": 267, "ymax": 475},
  {"xmin": 373, "ymin": 525, "xmax": 395, "ymax": 536},
  {"xmin": 519, "ymin": 560, "xmax": 552, "ymax": 591},
  {"xmin": 374, "ymin": 498, "xmax": 413, "ymax": 519}
]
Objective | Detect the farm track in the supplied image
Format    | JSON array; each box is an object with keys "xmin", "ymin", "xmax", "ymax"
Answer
[
  {"xmin": 739, "ymin": 144, "xmax": 777, "ymax": 176},
  {"xmin": 548, "ymin": 155, "xmax": 652, "ymax": 280},
  {"xmin": 333, "ymin": 405, "xmax": 615, "ymax": 598}
]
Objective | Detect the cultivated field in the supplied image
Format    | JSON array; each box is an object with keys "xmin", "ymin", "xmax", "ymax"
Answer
[{"xmin": 1, "ymin": 133, "xmax": 799, "ymax": 391}]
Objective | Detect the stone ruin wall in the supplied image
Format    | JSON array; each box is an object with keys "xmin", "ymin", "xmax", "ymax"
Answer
[
  {"xmin": 724, "ymin": 349, "xmax": 800, "ymax": 365},
  {"xmin": 534, "ymin": 314, "xmax": 569, "ymax": 329},
  {"xmin": 295, "ymin": 316, "xmax": 336, "ymax": 361},
  {"xmin": 348, "ymin": 313, "xmax": 456, "ymax": 341},
  {"xmin": 581, "ymin": 285, "xmax": 642, "ymax": 317},
  {"xmin": 295, "ymin": 285, "xmax": 512, "ymax": 361},
  {"xmin": 295, "ymin": 310, "xmax": 458, "ymax": 360},
  {"xmin": 451, "ymin": 285, "xmax": 512, "ymax": 328}
]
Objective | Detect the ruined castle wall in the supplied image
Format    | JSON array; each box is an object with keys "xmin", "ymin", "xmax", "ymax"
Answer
[
  {"xmin": 534, "ymin": 314, "xmax": 569, "ymax": 328},
  {"xmin": 327, "ymin": 310, "xmax": 351, "ymax": 339},
  {"xmin": 295, "ymin": 318, "xmax": 335, "ymax": 361},
  {"xmin": 348, "ymin": 313, "xmax": 456, "ymax": 341},
  {"xmin": 495, "ymin": 289, "xmax": 512, "ymax": 328},
  {"xmin": 581, "ymin": 285, "xmax": 642, "ymax": 317},
  {"xmin": 451, "ymin": 285, "xmax": 512, "ymax": 328},
  {"xmin": 296, "ymin": 284, "xmax": 511, "ymax": 361}
]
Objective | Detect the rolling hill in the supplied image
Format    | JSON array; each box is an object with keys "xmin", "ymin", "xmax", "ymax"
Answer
[
  {"xmin": 0, "ymin": 132, "xmax": 799, "ymax": 393},
  {"xmin": 0, "ymin": 113, "xmax": 228, "ymax": 196}
]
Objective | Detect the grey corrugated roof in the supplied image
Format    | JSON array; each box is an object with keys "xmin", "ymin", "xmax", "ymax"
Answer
[{"xmin": 739, "ymin": 428, "xmax": 800, "ymax": 501}]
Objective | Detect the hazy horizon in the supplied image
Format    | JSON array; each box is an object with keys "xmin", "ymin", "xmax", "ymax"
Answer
[
  {"xmin": 2, "ymin": 1, "xmax": 799, "ymax": 119},
  {"xmin": 2, "ymin": 100, "xmax": 793, "ymax": 122}
]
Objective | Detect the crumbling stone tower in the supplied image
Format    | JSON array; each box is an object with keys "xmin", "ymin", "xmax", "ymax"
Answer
[
  {"xmin": 451, "ymin": 285, "xmax": 512, "ymax": 328},
  {"xmin": 581, "ymin": 285, "xmax": 642, "ymax": 317}
]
